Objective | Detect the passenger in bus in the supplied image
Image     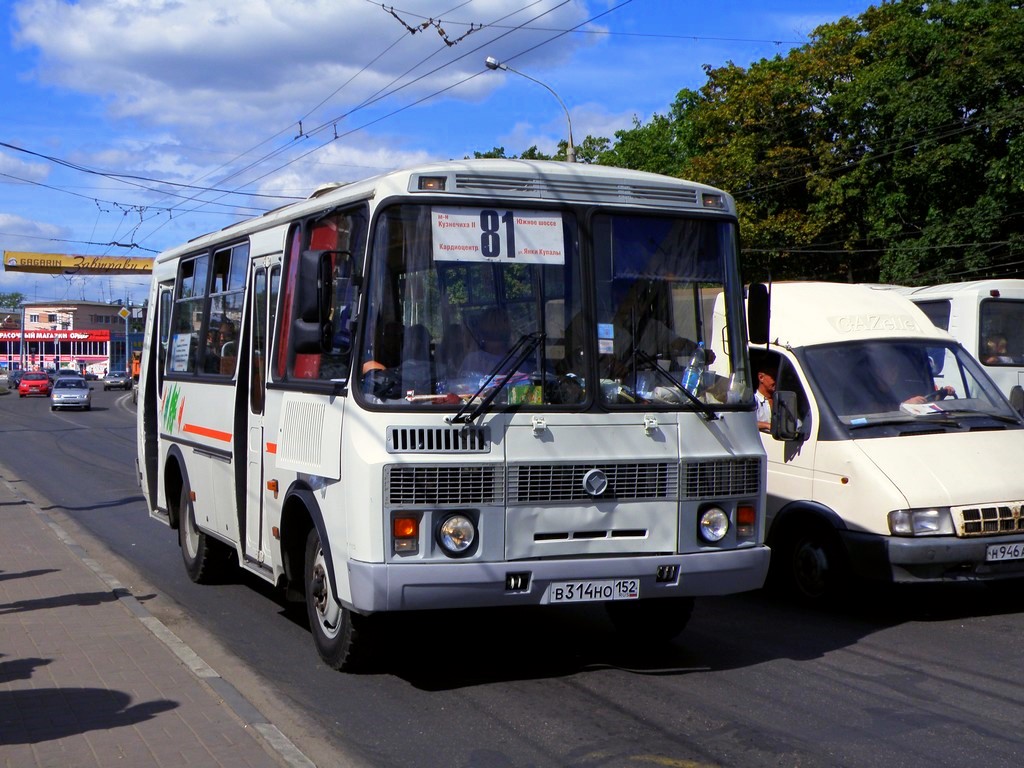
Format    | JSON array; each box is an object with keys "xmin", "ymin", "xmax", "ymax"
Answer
[
  {"xmin": 219, "ymin": 321, "xmax": 238, "ymax": 357},
  {"xmin": 982, "ymin": 334, "xmax": 1015, "ymax": 365}
]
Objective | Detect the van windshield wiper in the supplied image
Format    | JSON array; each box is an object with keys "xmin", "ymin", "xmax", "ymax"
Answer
[
  {"xmin": 847, "ymin": 415, "xmax": 960, "ymax": 430},
  {"xmin": 447, "ymin": 332, "xmax": 545, "ymax": 425},
  {"xmin": 632, "ymin": 348, "xmax": 718, "ymax": 421}
]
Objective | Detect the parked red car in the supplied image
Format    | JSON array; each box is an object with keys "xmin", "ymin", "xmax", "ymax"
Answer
[{"xmin": 18, "ymin": 371, "xmax": 51, "ymax": 397}]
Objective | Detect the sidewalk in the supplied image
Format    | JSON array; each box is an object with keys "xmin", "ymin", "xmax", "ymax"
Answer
[{"xmin": 0, "ymin": 469, "xmax": 313, "ymax": 767}]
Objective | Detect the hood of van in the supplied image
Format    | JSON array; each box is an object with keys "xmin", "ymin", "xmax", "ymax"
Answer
[{"xmin": 855, "ymin": 429, "xmax": 1024, "ymax": 508}]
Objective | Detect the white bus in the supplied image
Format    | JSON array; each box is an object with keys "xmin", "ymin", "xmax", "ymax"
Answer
[
  {"xmin": 136, "ymin": 159, "xmax": 769, "ymax": 670},
  {"xmin": 898, "ymin": 280, "xmax": 1024, "ymax": 413}
]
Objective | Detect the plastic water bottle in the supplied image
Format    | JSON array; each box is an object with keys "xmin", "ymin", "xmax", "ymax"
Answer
[{"xmin": 682, "ymin": 342, "xmax": 706, "ymax": 395}]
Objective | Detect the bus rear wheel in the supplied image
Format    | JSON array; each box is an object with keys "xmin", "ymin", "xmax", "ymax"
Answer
[
  {"xmin": 178, "ymin": 485, "xmax": 223, "ymax": 584},
  {"xmin": 304, "ymin": 527, "xmax": 370, "ymax": 671}
]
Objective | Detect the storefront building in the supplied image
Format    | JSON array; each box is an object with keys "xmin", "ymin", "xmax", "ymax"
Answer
[{"xmin": 0, "ymin": 300, "xmax": 143, "ymax": 375}]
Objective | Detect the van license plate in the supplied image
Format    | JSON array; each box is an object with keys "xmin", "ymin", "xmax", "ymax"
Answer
[
  {"xmin": 986, "ymin": 543, "xmax": 1024, "ymax": 562},
  {"xmin": 549, "ymin": 579, "xmax": 639, "ymax": 603}
]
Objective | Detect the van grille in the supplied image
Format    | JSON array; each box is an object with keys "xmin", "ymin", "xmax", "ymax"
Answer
[
  {"xmin": 386, "ymin": 426, "xmax": 489, "ymax": 453},
  {"xmin": 955, "ymin": 503, "xmax": 1024, "ymax": 536},
  {"xmin": 508, "ymin": 462, "xmax": 678, "ymax": 504},
  {"xmin": 386, "ymin": 465, "xmax": 504, "ymax": 506},
  {"xmin": 681, "ymin": 458, "xmax": 761, "ymax": 499}
]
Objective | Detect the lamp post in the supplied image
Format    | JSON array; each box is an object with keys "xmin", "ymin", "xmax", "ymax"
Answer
[{"xmin": 485, "ymin": 56, "xmax": 576, "ymax": 163}]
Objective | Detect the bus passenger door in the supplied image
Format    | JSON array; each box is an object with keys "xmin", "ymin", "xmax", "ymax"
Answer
[{"xmin": 243, "ymin": 259, "xmax": 277, "ymax": 565}]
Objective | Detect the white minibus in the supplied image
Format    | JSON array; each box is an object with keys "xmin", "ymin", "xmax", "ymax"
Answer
[
  {"xmin": 713, "ymin": 282, "xmax": 1024, "ymax": 601},
  {"xmin": 136, "ymin": 159, "xmax": 770, "ymax": 669}
]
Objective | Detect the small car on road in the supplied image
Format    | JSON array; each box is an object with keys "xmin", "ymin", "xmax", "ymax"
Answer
[
  {"xmin": 18, "ymin": 371, "xmax": 51, "ymax": 397},
  {"xmin": 50, "ymin": 377, "xmax": 92, "ymax": 411},
  {"xmin": 103, "ymin": 371, "xmax": 132, "ymax": 390}
]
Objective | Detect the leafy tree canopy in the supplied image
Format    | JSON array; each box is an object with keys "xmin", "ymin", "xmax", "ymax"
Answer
[{"xmin": 475, "ymin": 0, "xmax": 1024, "ymax": 285}]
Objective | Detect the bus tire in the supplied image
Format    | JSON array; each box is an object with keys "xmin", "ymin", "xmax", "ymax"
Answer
[
  {"xmin": 178, "ymin": 485, "xmax": 221, "ymax": 584},
  {"xmin": 606, "ymin": 596, "xmax": 694, "ymax": 643},
  {"xmin": 304, "ymin": 527, "xmax": 368, "ymax": 671}
]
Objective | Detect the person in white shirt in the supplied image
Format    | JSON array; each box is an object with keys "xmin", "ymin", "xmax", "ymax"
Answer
[{"xmin": 753, "ymin": 354, "xmax": 776, "ymax": 431}]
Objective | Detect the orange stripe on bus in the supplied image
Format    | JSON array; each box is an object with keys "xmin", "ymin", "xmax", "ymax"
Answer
[
  {"xmin": 182, "ymin": 423, "xmax": 233, "ymax": 442},
  {"xmin": 266, "ymin": 442, "xmax": 277, "ymax": 454}
]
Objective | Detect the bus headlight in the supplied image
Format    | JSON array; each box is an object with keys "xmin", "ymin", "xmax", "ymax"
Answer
[
  {"xmin": 698, "ymin": 506, "xmax": 730, "ymax": 543},
  {"xmin": 888, "ymin": 508, "xmax": 954, "ymax": 536},
  {"xmin": 438, "ymin": 514, "xmax": 476, "ymax": 555}
]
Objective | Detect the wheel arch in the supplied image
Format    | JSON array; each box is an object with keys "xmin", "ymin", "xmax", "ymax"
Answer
[
  {"xmin": 163, "ymin": 444, "xmax": 190, "ymax": 531},
  {"xmin": 279, "ymin": 484, "xmax": 338, "ymax": 604},
  {"xmin": 767, "ymin": 499, "xmax": 847, "ymax": 549}
]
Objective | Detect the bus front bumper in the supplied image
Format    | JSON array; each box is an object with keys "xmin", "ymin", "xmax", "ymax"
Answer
[{"xmin": 345, "ymin": 546, "xmax": 771, "ymax": 613}]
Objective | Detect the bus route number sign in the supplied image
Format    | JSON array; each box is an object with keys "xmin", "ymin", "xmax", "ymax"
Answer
[
  {"xmin": 431, "ymin": 206, "xmax": 565, "ymax": 265},
  {"xmin": 548, "ymin": 578, "xmax": 640, "ymax": 603}
]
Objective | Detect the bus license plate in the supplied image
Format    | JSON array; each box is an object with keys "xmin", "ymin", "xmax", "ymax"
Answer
[
  {"xmin": 986, "ymin": 543, "xmax": 1024, "ymax": 562},
  {"xmin": 549, "ymin": 579, "xmax": 639, "ymax": 603}
]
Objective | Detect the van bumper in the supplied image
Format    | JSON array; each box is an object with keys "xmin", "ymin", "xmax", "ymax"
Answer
[
  {"xmin": 842, "ymin": 531, "xmax": 1024, "ymax": 582},
  {"xmin": 346, "ymin": 546, "xmax": 771, "ymax": 612}
]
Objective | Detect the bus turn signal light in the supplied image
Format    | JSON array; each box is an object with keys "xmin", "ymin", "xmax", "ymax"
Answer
[
  {"xmin": 737, "ymin": 504, "xmax": 756, "ymax": 538},
  {"xmin": 393, "ymin": 516, "xmax": 419, "ymax": 554}
]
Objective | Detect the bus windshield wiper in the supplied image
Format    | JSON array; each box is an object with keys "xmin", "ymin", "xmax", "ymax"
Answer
[
  {"xmin": 632, "ymin": 348, "xmax": 718, "ymax": 421},
  {"xmin": 447, "ymin": 332, "xmax": 545, "ymax": 425}
]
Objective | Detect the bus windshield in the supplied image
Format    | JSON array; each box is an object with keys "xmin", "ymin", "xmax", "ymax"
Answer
[{"xmin": 356, "ymin": 203, "xmax": 751, "ymax": 411}]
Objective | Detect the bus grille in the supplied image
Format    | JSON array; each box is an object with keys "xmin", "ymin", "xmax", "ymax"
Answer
[
  {"xmin": 386, "ymin": 426, "xmax": 489, "ymax": 453},
  {"xmin": 681, "ymin": 458, "xmax": 761, "ymax": 499},
  {"xmin": 453, "ymin": 173, "xmax": 699, "ymax": 207},
  {"xmin": 386, "ymin": 465, "xmax": 505, "ymax": 506},
  {"xmin": 954, "ymin": 503, "xmax": 1024, "ymax": 536},
  {"xmin": 508, "ymin": 462, "xmax": 678, "ymax": 504}
]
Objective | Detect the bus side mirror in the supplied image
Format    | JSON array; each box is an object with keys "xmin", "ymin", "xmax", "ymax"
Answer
[
  {"xmin": 771, "ymin": 390, "xmax": 802, "ymax": 441},
  {"xmin": 293, "ymin": 249, "xmax": 335, "ymax": 353},
  {"xmin": 748, "ymin": 283, "xmax": 769, "ymax": 345}
]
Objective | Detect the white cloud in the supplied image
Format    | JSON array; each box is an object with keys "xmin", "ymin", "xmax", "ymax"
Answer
[
  {"xmin": 0, "ymin": 151, "xmax": 49, "ymax": 182},
  {"xmin": 13, "ymin": 0, "xmax": 594, "ymax": 132}
]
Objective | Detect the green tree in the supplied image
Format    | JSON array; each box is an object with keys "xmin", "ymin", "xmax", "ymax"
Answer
[
  {"xmin": 603, "ymin": 0, "xmax": 1024, "ymax": 285},
  {"xmin": 0, "ymin": 292, "xmax": 25, "ymax": 308}
]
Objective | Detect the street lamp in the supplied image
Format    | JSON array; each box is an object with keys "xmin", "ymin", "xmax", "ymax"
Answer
[{"xmin": 485, "ymin": 56, "xmax": 576, "ymax": 163}]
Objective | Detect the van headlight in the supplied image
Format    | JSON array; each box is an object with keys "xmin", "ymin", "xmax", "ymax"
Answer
[{"xmin": 888, "ymin": 508, "xmax": 954, "ymax": 536}]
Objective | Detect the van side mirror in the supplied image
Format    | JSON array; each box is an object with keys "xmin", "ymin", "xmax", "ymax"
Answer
[
  {"xmin": 1011, "ymin": 385, "xmax": 1024, "ymax": 416},
  {"xmin": 748, "ymin": 283, "xmax": 769, "ymax": 345},
  {"xmin": 771, "ymin": 390, "xmax": 802, "ymax": 441},
  {"xmin": 293, "ymin": 249, "xmax": 337, "ymax": 353}
]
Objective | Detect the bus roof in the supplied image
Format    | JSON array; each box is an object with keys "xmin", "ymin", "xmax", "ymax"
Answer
[
  {"xmin": 158, "ymin": 158, "xmax": 737, "ymax": 263},
  {"xmin": 760, "ymin": 282, "xmax": 951, "ymax": 349}
]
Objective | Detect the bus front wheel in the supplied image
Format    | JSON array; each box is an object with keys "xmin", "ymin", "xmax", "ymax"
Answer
[{"xmin": 304, "ymin": 528, "xmax": 369, "ymax": 671}]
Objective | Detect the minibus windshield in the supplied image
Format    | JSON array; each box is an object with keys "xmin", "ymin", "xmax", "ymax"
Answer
[{"xmin": 804, "ymin": 339, "xmax": 1020, "ymax": 428}]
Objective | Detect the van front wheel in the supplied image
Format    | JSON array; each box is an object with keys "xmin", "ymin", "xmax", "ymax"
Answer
[{"xmin": 781, "ymin": 522, "xmax": 848, "ymax": 603}]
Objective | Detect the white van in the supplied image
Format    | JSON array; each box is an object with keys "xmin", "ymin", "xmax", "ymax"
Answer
[
  {"xmin": 715, "ymin": 282, "xmax": 1024, "ymax": 601},
  {"xmin": 898, "ymin": 280, "xmax": 1024, "ymax": 413}
]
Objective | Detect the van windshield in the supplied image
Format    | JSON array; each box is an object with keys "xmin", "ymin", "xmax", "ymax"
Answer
[{"xmin": 803, "ymin": 340, "xmax": 1019, "ymax": 427}]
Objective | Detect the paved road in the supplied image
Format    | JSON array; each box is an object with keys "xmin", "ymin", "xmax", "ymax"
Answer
[{"xmin": 4, "ymin": 380, "xmax": 1024, "ymax": 767}]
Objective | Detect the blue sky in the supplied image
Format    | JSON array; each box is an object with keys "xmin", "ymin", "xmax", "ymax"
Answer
[{"xmin": 0, "ymin": 0, "xmax": 874, "ymax": 305}]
